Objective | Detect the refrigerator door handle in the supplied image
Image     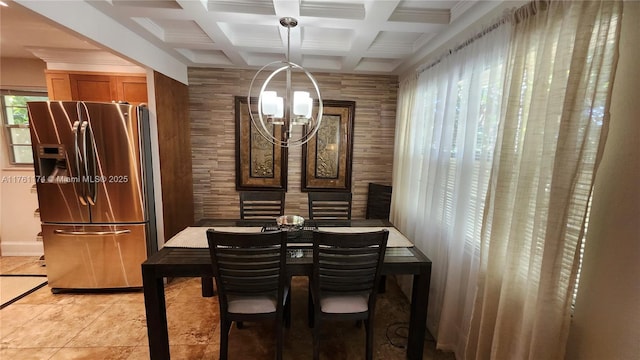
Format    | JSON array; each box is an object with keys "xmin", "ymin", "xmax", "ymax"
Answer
[
  {"xmin": 73, "ymin": 120, "xmax": 87, "ymax": 206},
  {"xmin": 80, "ymin": 120, "xmax": 94, "ymax": 206},
  {"xmin": 86, "ymin": 122, "xmax": 98, "ymax": 205},
  {"xmin": 54, "ymin": 229, "xmax": 131, "ymax": 236}
]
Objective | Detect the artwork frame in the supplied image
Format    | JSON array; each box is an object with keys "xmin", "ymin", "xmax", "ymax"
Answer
[
  {"xmin": 302, "ymin": 100, "xmax": 355, "ymax": 192},
  {"xmin": 235, "ymin": 96, "xmax": 288, "ymax": 191}
]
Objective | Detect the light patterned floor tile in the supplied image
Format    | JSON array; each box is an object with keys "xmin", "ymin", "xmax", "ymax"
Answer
[
  {"xmin": 0, "ymin": 347, "xmax": 60, "ymax": 359},
  {"xmin": 65, "ymin": 303, "xmax": 147, "ymax": 347},
  {"xmin": 0, "ymin": 304, "xmax": 56, "ymax": 339},
  {"xmin": 0, "ymin": 256, "xmax": 45, "ymax": 275},
  {"xmin": 1, "ymin": 304, "xmax": 108, "ymax": 348},
  {"xmin": 48, "ymin": 346, "xmax": 134, "ymax": 360},
  {"xmin": 166, "ymin": 297, "xmax": 218, "ymax": 345}
]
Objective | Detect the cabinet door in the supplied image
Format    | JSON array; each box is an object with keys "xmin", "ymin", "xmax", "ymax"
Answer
[
  {"xmin": 69, "ymin": 74, "xmax": 118, "ymax": 102},
  {"xmin": 115, "ymin": 76, "xmax": 148, "ymax": 104},
  {"xmin": 45, "ymin": 72, "xmax": 72, "ymax": 100}
]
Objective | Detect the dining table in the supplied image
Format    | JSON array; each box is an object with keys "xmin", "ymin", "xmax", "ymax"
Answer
[{"xmin": 142, "ymin": 218, "xmax": 432, "ymax": 359}]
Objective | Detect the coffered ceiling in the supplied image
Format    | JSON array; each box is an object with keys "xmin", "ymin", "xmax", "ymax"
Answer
[
  {"xmin": 87, "ymin": 0, "xmax": 473, "ymax": 74},
  {"xmin": 4, "ymin": 0, "xmax": 508, "ymax": 83}
]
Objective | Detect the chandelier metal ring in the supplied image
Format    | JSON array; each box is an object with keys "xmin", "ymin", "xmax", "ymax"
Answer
[
  {"xmin": 247, "ymin": 61, "xmax": 323, "ymax": 147},
  {"xmin": 246, "ymin": 17, "xmax": 324, "ymax": 148}
]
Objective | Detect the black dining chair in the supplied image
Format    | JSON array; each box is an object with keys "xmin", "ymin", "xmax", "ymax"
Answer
[
  {"xmin": 206, "ymin": 229, "xmax": 291, "ymax": 360},
  {"xmin": 200, "ymin": 191, "xmax": 285, "ymax": 299},
  {"xmin": 365, "ymin": 183, "xmax": 392, "ymax": 220},
  {"xmin": 308, "ymin": 192, "xmax": 352, "ymax": 220},
  {"xmin": 309, "ymin": 229, "xmax": 389, "ymax": 360},
  {"xmin": 365, "ymin": 182, "xmax": 393, "ymax": 293},
  {"xmin": 240, "ymin": 191, "xmax": 286, "ymax": 219}
]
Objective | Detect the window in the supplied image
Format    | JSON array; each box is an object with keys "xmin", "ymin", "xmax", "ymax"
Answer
[
  {"xmin": 1, "ymin": 91, "xmax": 48, "ymax": 165},
  {"xmin": 393, "ymin": 23, "xmax": 511, "ymax": 353}
]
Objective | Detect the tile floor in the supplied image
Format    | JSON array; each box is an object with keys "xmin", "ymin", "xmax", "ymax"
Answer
[{"xmin": 0, "ymin": 256, "xmax": 455, "ymax": 360}]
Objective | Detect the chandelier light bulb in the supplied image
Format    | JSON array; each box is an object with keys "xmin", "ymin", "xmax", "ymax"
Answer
[
  {"xmin": 261, "ymin": 91, "xmax": 278, "ymax": 116},
  {"xmin": 293, "ymin": 91, "xmax": 312, "ymax": 118},
  {"xmin": 274, "ymin": 97, "xmax": 284, "ymax": 119}
]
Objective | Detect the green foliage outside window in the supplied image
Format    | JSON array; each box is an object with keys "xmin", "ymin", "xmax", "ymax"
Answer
[{"xmin": 2, "ymin": 92, "xmax": 48, "ymax": 165}]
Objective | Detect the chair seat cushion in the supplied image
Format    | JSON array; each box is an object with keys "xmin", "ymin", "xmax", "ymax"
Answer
[
  {"xmin": 320, "ymin": 294, "xmax": 369, "ymax": 313},
  {"xmin": 227, "ymin": 287, "xmax": 289, "ymax": 314},
  {"xmin": 227, "ymin": 295, "xmax": 277, "ymax": 314}
]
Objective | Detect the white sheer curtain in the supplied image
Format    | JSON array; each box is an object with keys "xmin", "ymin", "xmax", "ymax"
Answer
[
  {"xmin": 391, "ymin": 74, "xmax": 417, "ymax": 233},
  {"xmin": 391, "ymin": 21, "xmax": 512, "ymax": 358},
  {"xmin": 466, "ymin": 1, "xmax": 622, "ymax": 359}
]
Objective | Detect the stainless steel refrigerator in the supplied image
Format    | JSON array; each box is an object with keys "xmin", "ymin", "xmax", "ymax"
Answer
[{"xmin": 27, "ymin": 101, "xmax": 157, "ymax": 291}]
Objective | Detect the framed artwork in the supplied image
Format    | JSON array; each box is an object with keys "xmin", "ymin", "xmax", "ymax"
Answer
[
  {"xmin": 235, "ymin": 96, "xmax": 288, "ymax": 190},
  {"xmin": 302, "ymin": 100, "xmax": 355, "ymax": 192}
]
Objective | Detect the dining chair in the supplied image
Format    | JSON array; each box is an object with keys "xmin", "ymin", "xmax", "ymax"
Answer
[
  {"xmin": 206, "ymin": 229, "xmax": 290, "ymax": 360},
  {"xmin": 240, "ymin": 191, "xmax": 286, "ymax": 219},
  {"xmin": 201, "ymin": 191, "xmax": 284, "ymax": 300},
  {"xmin": 365, "ymin": 182, "xmax": 393, "ymax": 293},
  {"xmin": 309, "ymin": 229, "xmax": 389, "ymax": 360},
  {"xmin": 307, "ymin": 191, "xmax": 352, "ymax": 220},
  {"xmin": 365, "ymin": 183, "xmax": 392, "ymax": 220}
]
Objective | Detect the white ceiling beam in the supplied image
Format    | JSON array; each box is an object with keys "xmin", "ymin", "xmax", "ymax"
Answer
[
  {"xmin": 84, "ymin": 6, "xmax": 193, "ymax": 20},
  {"xmin": 451, "ymin": 0, "xmax": 479, "ymax": 22},
  {"xmin": 388, "ymin": 8, "xmax": 450, "ymax": 24},
  {"xmin": 87, "ymin": 1, "xmax": 200, "ymax": 67},
  {"xmin": 175, "ymin": 0, "xmax": 248, "ymax": 68},
  {"xmin": 15, "ymin": 0, "xmax": 188, "ymax": 84},
  {"xmin": 342, "ymin": 0, "xmax": 401, "ymax": 72}
]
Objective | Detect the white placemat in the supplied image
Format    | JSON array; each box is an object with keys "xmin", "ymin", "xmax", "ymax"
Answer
[
  {"xmin": 163, "ymin": 226, "xmax": 414, "ymax": 249},
  {"xmin": 163, "ymin": 227, "xmax": 263, "ymax": 248},
  {"xmin": 317, "ymin": 227, "xmax": 413, "ymax": 248}
]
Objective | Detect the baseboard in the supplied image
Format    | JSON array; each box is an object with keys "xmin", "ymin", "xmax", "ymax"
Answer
[{"xmin": 0, "ymin": 241, "xmax": 44, "ymax": 256}]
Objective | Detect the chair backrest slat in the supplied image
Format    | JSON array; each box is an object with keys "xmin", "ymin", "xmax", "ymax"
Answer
[
  {"xmin": 312, "ymin": 229, "xmax": 388, "ymax": 299},
  {"xmin": 240, "ymin": 191, "xmax": 286, "ymax": 219},
  {"xmin": 308, "ymin": 192, "xmax": 352, "ymax": 220},
  {"xmin": 207, "ymin": 230, "xmax": 287, "ymax": 298}
]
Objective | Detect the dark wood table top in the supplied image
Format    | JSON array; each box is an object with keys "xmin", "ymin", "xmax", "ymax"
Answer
[{"xmin": 144, "ymin": 218, "xmax": 431, "ymax": 276}]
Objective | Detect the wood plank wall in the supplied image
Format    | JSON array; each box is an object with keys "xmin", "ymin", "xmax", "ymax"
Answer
[
  {"xmin": 153, "ymin": 71, "xmax": 194, "ymax": 238},
  {"xmin": 188, "ymin": 68, "xmax": 398, "ymax": 220}
]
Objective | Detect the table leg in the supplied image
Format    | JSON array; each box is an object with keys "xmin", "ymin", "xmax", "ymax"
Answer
[
  {"xmin": 201, "ymin": 277, "xmax": 214, "ymax": 297},
  {"xmin": 143, "ymin": 266, "xmax": 170, "ymax": 359},
  {"xmin": 407, "ymin": 264, "xmax": 431, "ymax": 359}
]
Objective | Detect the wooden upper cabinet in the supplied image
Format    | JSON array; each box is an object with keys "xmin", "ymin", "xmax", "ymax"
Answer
[
  {"xmin": 115, "ymin": 76, "xmax": 148, "ymax": 104},
  {"xmin": 45, "ymin": 70, "xmax": 147, "ymax": 104},
  {"xmin": 45, "ymin": 72, "xmax": 72, "ymax": 100},
  {"xmin": 69, "ymin": 73, "xmax": 117, "ymax": 102}
]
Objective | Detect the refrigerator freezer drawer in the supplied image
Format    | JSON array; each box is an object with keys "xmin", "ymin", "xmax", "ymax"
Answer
[{"xmin": 42, "ymin": 224, "xmax": 147, "ymax": 289}]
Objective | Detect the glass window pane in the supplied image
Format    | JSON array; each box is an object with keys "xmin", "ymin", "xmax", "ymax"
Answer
[
  {"xmin": 10, "ymin": 127, "xmax": 31, "ymax": 144},
  {"xmin": 4, "ymin": 95, "xmax": 16, "ymax": 106},
  {"xmin": 3, "ymin": 94, "xmax": 47, "ymax": 125},
  {"xmin": 13, "ymin": 145, "xmax": 33, "ymax": 164},
  {"xmin": 2, "ymin": 92, "xmax": 47, "ymax": 165},
  {"xmin": 8, "ymin": 106, "xmax": 29, "ymax": 125}
]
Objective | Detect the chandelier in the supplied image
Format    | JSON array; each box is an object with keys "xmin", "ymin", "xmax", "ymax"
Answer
[{"xmin": 247, "ymin": 17, "xmax": 323, "ymax": 147}]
